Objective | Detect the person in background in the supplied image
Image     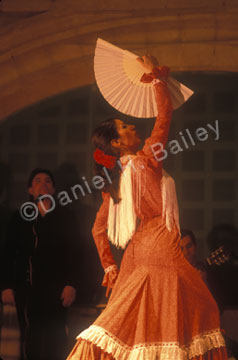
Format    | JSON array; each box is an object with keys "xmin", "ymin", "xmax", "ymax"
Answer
[
  {"xmin": 1, "ymin": 168, "xmax": 81, "ymax": 360},
  {"xmin": 180, "ymin": 227, "xmax": 238, "ymax": 359},
  {"xmin": 180, "ymin": 228, "xmax": 207, "ymax": 280},
  {"xmin": 205, "ymin": 223, "xmax": 238, "ymax": 313},
  {"xmin": 180, "ymin": 229, "xmax": 198, "ymax": 266}
]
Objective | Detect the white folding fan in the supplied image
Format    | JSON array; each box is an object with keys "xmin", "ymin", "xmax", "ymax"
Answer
[{"xmin": 94, "ymin": 38, "xmax": 194, "ymax": 118}]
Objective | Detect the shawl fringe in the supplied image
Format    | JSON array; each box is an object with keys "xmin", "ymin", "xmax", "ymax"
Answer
[{"xmin": 107, "ymin": 158, "xmax": 137, "ymax": 249}]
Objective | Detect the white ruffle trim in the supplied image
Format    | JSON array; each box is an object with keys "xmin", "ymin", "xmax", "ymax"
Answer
[{"xmin": 77, "ymin": 325, "xmax": 225, "ymax": 360}]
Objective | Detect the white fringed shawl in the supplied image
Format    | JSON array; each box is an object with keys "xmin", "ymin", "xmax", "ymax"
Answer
[
  {"xmin": 107, "ymin": 158, "xmax": 137, "ymax": 249},
  {"xmin": 160, "ymin": 169, "xmax": 180, "ymax": 233},
  {"xmin": 107, "ymin": 158, "xmax": 180, "ymax": 249}
]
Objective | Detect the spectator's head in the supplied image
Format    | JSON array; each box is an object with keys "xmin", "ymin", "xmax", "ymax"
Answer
[
  {"xmin": 27, "ymin": 168, "xmax": 55, "ymax": 201},
  {"xmin": 180, "ymin": 229, "xmax": 197, "ymax": 265},
  {"xmin": 207, "ymin": 223, "xmax": 238, "ymax": 255}
]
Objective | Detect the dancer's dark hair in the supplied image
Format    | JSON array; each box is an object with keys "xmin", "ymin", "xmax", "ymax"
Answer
[{"xmin": 92, "ymin": 118, "xmax": 121, "ymax": 203}]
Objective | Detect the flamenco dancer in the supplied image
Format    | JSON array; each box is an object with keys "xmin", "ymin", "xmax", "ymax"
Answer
[{"xmin": 67, "ymin": 55, "xmax": 227, "ymax": 359}]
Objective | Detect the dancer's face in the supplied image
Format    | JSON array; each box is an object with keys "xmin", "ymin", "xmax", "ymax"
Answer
[{"xmin": 112, "ymin": 119, "xmax": 141, "ymax": 154}]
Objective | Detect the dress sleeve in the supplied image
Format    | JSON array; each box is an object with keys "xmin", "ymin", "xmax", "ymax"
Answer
[
  {"xmin": 138, "ymin": 66, "xmax": 173, "ymax": 166},
  {"xmin": 92, "ymin": 192, "xmax": 117, "ymax": 271}
]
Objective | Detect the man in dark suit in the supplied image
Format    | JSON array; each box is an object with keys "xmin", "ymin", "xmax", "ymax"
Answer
[{"xmin": 1, "ymin": 168, "xmax": 80, "ymax": 360}]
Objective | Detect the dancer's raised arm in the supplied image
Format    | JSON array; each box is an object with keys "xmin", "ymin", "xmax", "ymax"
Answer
[{"xmin": 137, "ymin": 56, "xmax": 173, "ymax": 165}]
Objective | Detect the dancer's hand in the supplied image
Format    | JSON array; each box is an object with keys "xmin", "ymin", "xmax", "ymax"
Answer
[
  {"xmin": 137, "ymin": 55, "xmax": 159, "ymax": 72},
  {"xmin": 102, "ymin": 266, "xmax": 119, "ymax": 298}
]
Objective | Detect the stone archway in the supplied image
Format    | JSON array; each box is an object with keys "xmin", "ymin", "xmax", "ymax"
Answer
[{"xmin": 1, "ymin": 0, "xmax": 238, "ymax": 121}]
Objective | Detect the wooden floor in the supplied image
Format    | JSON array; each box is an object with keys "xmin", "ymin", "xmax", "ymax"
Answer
[
  {"xmin": 0, "ymin": 303, "xmax": 105, "ymax": 360},
  {"xmin": 1, "ymin": 304, "xmax": 237, "ymax": 360}
]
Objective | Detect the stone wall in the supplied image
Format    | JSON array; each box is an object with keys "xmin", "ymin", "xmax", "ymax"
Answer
[{"xmin": 0, "ymin": 0, "xmax": 238, "ymax": 120}]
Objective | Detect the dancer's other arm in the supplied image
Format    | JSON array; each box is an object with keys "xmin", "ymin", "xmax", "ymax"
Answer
[{"xmin": 92, "ymin": 192, "xmax": 119, "ymax": 296}]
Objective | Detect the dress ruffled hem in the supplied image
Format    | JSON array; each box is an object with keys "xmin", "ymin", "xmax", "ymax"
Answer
[{"xmin": 69, "ymin": 325, "xmax": 226, "ymax": 360}]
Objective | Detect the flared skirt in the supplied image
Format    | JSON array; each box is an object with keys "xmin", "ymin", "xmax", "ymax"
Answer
[{"xmin": 67, "ymin": 216, "xmax": 227, "ymax": 359}]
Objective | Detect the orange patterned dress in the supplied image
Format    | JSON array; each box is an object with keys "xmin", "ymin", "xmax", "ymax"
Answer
[{"xmin": 67, "ymin": 68, "xmax": 227, "ymax": 360}]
